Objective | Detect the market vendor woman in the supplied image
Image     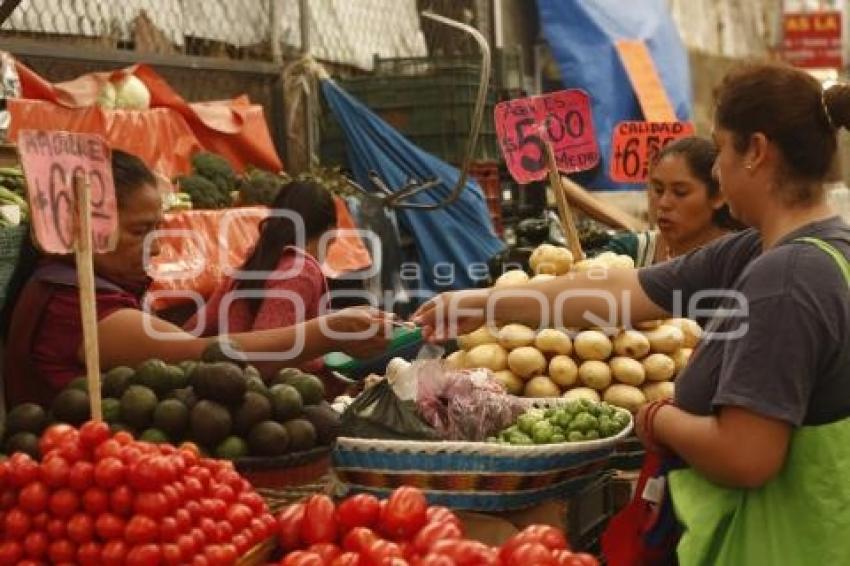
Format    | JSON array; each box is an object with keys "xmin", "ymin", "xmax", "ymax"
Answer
[
  {"xmin": 416, "ymin": 63, "xmax": 850, "ymax": 563},
  {"xmin": 1, "ymin": 150, "xmax": 392, "ymax": 406}
]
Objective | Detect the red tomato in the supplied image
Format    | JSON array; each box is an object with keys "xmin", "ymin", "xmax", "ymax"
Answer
[
  {"xmin": 0, "ymin": 490, "xmax": 15, "ymax": 510},
  {"xmin": 225, "ymin": 503, "xmax": 253, "ymax": 532},
  {"xmin": 56, "ymin": 437, "xmax": 86, "ymax": 462},
  {"xmin": 380, "ymin": 487, "xmax": 428, "ymax": 540},
  {"xmin": 134, "ymin": 491, "xmax": 169, "ymax": 519},
  {"xmin": 500, "ymin": 525, "xmax": 568, "ymax": 562},
  {"xmin": 100, "ymin": 540, "xmax": 129, "ymax": 566},
  {"xmin": 301, "ymin": 494, "xmax": 338, "ymax": 545},
  {"xmin": 185, "ymin": 500, "xmax": 202, "ymax": 522},
  {"xmin": 23, "ymin": 531, "xmax": 48, "ymax": 559},
  {"xmin": 41, "ymin": 455, "xmax": 70, "ymax": 488},
  {"xmin": 412, "ymin": 521, "xmax": 463, "ymax": 554},
  {"xmin": 200, "ymin": 517, "xmax": 218, "ymax": 542},
  {"xmin": 281, "ymin": 550, "xmax": 325, "ymax": 566},
  {"xmin": 31, "ymin": 511, "xmax": 49, "ymax": 529},
  {"xmin": 561, "ymin": 553, "xmax": 598, "ymax": 566},
  {"xmin": 48, "ymin": 488, "xmax": 80, "ymax": 519},
  {"xmin": 126, "ymin": 544, "xmax": 162, "ymax": 566},
  {"xmin": 5, "ymin": 507, "xmax": 32, "ymax": 537},
  {"xmin": 94, "ymin": 457, "xmax": 125, "ymax": 489},
  {"xmin": 162, "ymin": 483, "xmax": 180, "ymax": 510},
  {"xmin": 232, "ymin": 533, "xmax": 250, "ymax": 555},
  {"xmin": 418, "ymin": 555, "xmax": 457, "ymax": 566},
  {"xmin": 365, "ymin": 539, "xmax": 403, "ymax": 564},
  {"xmin": 125, "ymin": 515, "xmax": 159, "ymax": 545},
  {"xmin": 67, "ymin": 513, "xmax": 95, "ymax": 543},
  {"xmin": 336, "ymin": 493, "xmax": 381, "ymax": 531},
  {"xmin": 277, "ymin": 502, "xmax": 306, "ymax": 551},
  {"xmin": 330, "ymin": 552, "xmax": 363, "ymax": 566},
  {"xmin": 128, "ymin": 458, "xmax": 161, "ymax": 491},
  {"xmin": 192, "ymin": 556, "xmax": 210, "ymax": 566},
  {"xmin": 203, "ymin": 497, "xmax": 227, "ymax": 520},
  {"xmin": 94, "ymin": 439, "xmax": 122, "ymax": 461},
  {"xmin": 308, "ymin": 543, "xmax": 343, "ymax": 562},
  {"xmin": 119, "ymin": 446, "xmax": 144, "ymax": 466},
  {"xmin": 239, "ymin": 491, "xmax": 267, "ymax": 515},
  {"xmin": 162, "ymin": 543, "xmax": 183, "ymax": 565},
  {"xmin": 77, "ymin": 541, "xmax": 102, "ymax": 565},
  {"xmin": 0, "ymin": 541, "xmax": 23, "ymax": 564},
  {"xmin": 503, "ymin": 542, "xmax": 556, "ymax": 566},
  {"xmin": 95, "ymin": 512, "xmax": 126, "ymax": 540},
  {"xmin": 218, "ymin": 544, "xmax": 238, "ymax": 566},
  {"xmin": 184, "ymin": 476, "xmax": 203, "ymax": 499},
  {"xmin": 159, "ymin": 516, "xmax": 180, "ymax": 543},
  {"xmin": 79, "ymin": 421, "xmax": 110, "ymax": 449},
  {"xmin": 46, "ymin": 518, "xmax": 66, "ymax": 539},
  {"xmin": 68, "ymin": 461, "xmax": 94, "ymax": 492},
  {"xmin": 82, "ymin": 487, "xmax": 110, "ymax": 515},
  {"xmin": 0, "ymin": 460, "xmax": 8, "ymax": 490},
  {"xmin": 211, "ymin": 483, "xmax": 235, "ymax": 505},
  {"xmin": 552, "ymin": 549, "xmax": 574, "ymax": 565},
  {"xmin": 38, "ymin": 424, "xmax": 76, "ymax": 455},
  {"xmin": 113, "ymin": 431, "xmax": 134, "ymax": 445},
  {"xmin": 47, "ymin": 540, "xmax": 77, "ymax": 564},
  {"xmin": 8, "ymin": 453, "xmax": 40, "ymax": 488},
  {"xmin": 177, "ymin": 534, "xmax": 197, "ymax": 562},
  {"xmin": 342, "ymin": 526, "xmax": 378, "ymax": 553},
  {"xmin": 429, "ymin": 540, "xmax": 499, "ymax": 566},
  {"xmin": 109, "ymin": 485, "xmax": 135, "ymax": 516},
  {"xmin": 18, "ymin": 481, "xmax": 49, "ymax": 514},
  {"xmin": 174, "ymin": 508, "xmax": 192, "ymax": 532},
  {"xmin": 216, "ymin": 521, "xmax": 234, "ymax": 544},
  {"xmin": 425, "ymin": 507, "xmax": 462, "ymax": 531}
]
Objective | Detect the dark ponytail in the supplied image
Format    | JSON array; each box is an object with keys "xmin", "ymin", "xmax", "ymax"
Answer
[{"xmin": 235, "ymin": 180, "xmax": 336, "ymax": 317}]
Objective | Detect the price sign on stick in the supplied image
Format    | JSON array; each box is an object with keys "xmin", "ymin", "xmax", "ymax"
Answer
[
  {"xmin": 609, "ymin": 121, "xmax": 695, "ymax": 183},
  {"xmin": 18, "ymin": 130, "xmax": 118, "ymax": 421},
  {"xmin": 495, "ymin": 89, "xmax": 599, "ymax": 184}
]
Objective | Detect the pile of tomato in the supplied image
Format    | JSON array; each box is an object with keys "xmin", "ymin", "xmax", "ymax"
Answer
[
  {"xmin": 277, "ymin": 487, "xmax": 599, "ymax": 566},
  {"xmin": 0, "ymin": 421, "xmax": 276, "ymax": 565}
]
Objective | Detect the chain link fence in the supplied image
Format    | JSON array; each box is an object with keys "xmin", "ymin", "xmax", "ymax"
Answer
[{"xmin": 1, "ymin": 0, "xmax": 281, "ymax": 61}]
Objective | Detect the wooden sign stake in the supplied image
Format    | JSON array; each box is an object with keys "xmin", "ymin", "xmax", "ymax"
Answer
[
  {"xmin": 543, "ymin": 142, "xmax": 584, "ymax": 261},
  {"xmin": 73, "ymin": 174, "xmax": 102, "ymax": 422}
]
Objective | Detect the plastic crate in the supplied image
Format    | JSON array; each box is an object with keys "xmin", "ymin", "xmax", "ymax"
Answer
[{"xmin": 0, "ymin": 224, "xmax": 26, "ymax": 310}]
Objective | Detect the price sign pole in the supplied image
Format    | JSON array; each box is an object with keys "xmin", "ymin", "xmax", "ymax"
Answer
[
  {"xmin": 543, "ymin": 141, "xmax": 584, "ymax": 261},
  {"xmin": 18, "ymin": 130, "xmax": 118, "ymax": 423},
  {"xmin": 73, "ymin": 173, "xmax": 102, "ymax": 421}
]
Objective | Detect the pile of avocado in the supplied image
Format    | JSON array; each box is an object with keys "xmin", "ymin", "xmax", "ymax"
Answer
[
  {"xmin": 490, "ymin": 400, "xmax": 630, "ymax": 445},
  {"xmin": 1, "ymin": 339, "xmax": 340, "ymax": 459}
]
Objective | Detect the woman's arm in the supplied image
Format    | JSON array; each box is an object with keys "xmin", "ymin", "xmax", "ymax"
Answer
[
  {"xmin": 645, "ymin": 404, "xmax": 791, "ymax": 489},
  {"xmin": 90, "ymin": 306, "xmax": 391, "ymax": 372},
  {"xmin": 414, "ymin": 268, "xmax": 669, "ymax": 341}
]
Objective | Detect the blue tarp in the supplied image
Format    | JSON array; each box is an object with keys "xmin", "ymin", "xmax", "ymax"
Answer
[
  {"xmin": 321, "ymin": 79, "xmax": 505, "ymax": 294},
  {"xmin": 537, "ymin": 0, "xmax": 692, "ymax": 191}
]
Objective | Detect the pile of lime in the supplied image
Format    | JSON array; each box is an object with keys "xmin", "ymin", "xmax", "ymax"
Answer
[{"xmin": 490, "ymin": 400, "xmax": 630, "ymax": 445}]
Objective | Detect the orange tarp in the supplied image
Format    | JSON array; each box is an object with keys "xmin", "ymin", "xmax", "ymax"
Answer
[
  {"xmin": 8, "ymin": 61, "xmax": 282, "ymax": 177},
  {"xmin": 148, "ymin": 199, "xmax": 371, "ymax": 311}
]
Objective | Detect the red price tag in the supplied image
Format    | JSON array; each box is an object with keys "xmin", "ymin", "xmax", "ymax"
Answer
[
  {"xmin": 17, "ymin": 130, "xmax": 118, "ymax": 254},
  {"xmin": 495, "ymin": 89, "xmax": 599, "ymax": 184},
  {"xmin": 609, "ymin": 121, "xmax": 695, "ymax": 183}
]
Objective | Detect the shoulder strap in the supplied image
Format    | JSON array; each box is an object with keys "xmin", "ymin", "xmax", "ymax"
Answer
[{"xmin": 795, "ymin": 237, "xmax": 850, "ymax": 288}]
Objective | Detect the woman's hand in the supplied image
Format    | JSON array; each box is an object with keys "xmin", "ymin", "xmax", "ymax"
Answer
[
  {"xmin": 325, "ymin": 306, "xmax": 394, "ymax": 359},
  {"xmin": 412, "ymin": 289, "xmax": 490, "ymax": 342}
]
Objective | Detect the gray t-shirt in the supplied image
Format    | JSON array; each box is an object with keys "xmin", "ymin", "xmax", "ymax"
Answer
[{"xmin": 639, "ymin": 216, "xmax": 850, "ymax": 426}]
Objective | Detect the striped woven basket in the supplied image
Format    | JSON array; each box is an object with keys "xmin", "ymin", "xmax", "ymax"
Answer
[{"xmin": 332, "ymin": 403, "xmax": 632, "ymax": 512}]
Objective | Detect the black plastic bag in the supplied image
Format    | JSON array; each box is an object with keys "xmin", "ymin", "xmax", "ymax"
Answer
[{"xmin": 339, "ymin": 380, "xmax": 438, "ymax": 441}]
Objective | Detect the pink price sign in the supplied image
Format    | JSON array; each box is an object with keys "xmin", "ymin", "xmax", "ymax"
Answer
[
  {"xmin": 17, "ymin": 130, "xmax": 118, "ymax": 254},
  {"xmin": 495, "ymin": 89, "xmax": 599, "ymax": 184}
]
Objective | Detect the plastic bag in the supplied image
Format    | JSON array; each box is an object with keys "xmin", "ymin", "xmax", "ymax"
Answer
[
  {"xmin": 416, "ymin": 362, "xmax": 525, "ymax": 441},
  {"xmin": 339, "ymin": 380, "xmax": 438, "ymax": 441}
]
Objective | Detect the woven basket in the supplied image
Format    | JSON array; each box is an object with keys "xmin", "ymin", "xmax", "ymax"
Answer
[
  {"xmin": 234, "ymin": 447, "xmax": 331, "ymax": 490},
  {"xmin": 332, "ymin": 403, "xmax": 633, "ymax": 512}
]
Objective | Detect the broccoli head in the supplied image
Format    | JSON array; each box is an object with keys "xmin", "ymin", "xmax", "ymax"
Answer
[
  {"xmin": 177, "ymin": 174, "xmax": 232, "ymax": 209},
  {"xmin": 191, "ymin": 151, "xmax": 237, "ymax": 193},
  {"xmin": 238, "ymin": 168, "xmax": 283, "ymax": 206}
]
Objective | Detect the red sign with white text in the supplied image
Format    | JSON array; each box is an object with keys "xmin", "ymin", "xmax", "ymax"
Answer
[
  {"xmin": 18, "ymin": 130, "xmax": 117, "ymax": 254},
  {"xmin": 495, "ymin": 90, "xmax": 599, "ymax": 184},
  {"xmin": 609, "ymin": 121, "xmax": 695, "ymax": 183},
  {"xmin": 782, "ymin": 11, "xmax": 842, "ymax": 69}
]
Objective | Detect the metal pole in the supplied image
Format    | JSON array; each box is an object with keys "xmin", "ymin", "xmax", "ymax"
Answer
[{"xmin": 300, "ymin": 0, "xmax": 315, "ymax": 165}]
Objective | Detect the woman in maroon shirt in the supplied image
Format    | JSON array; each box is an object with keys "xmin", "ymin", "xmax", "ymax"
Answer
[{"xmin": 1, "ymin": 151, "xmax": 390, "ymax": 406}]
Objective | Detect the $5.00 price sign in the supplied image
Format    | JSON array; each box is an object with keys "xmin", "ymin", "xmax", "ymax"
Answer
[
  {"xmin": 17, "ymin": 130, "xmax": 118, "ymax": 254},
  {"xmin": 495, "ymin": 89, "xmax": 599, "ymax": 184},
  {"xmin": 609, "ymin": 121, "xmax": 695, "ymax": 183}
]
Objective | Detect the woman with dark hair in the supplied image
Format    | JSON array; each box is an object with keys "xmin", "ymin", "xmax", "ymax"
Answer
[
  {"xmin": 2, "ymin": 151, "xmax": 390, "ymax": 406},
  {"xmin": 416, "ymin": 63, "xmax": 850, "ymax": 562},
  {"xmin": 192, "ymin": 181, "xmax": 337, "ymax": 335},
  {"xmin": 600, "ymin": 136, "xmax": 740, "ymax": 266}
]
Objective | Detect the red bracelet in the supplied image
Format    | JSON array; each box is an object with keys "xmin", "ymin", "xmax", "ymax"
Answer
[{"xmin": 645, "ymin": 399, "xmax": 674, "ymax": 445}]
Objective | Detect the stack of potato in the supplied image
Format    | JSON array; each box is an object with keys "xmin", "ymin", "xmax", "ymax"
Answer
[{"xmin": 446, "ymin": 244, "xmax": 701, "ymax": 413}]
